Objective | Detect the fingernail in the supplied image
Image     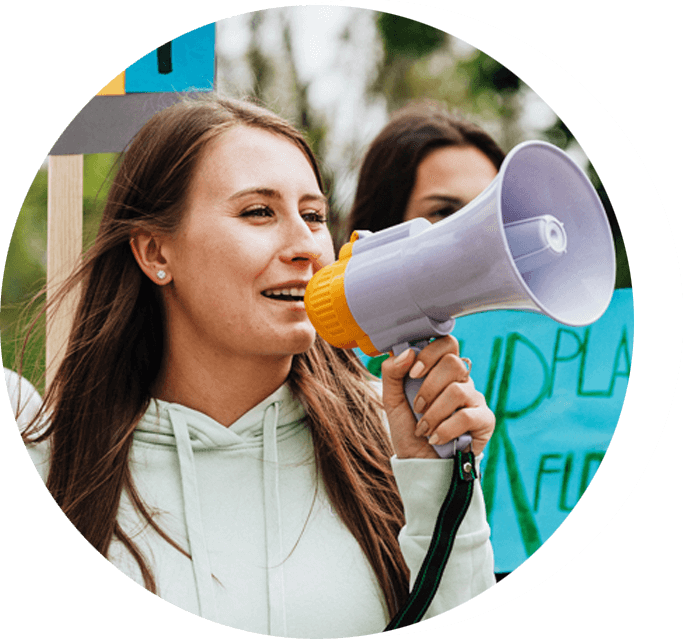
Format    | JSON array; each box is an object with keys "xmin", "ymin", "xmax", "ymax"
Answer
[
  {"xmin": 413, "ymin": 396, "xmax": 426, "ymax": 414},
  {"xmin": 415, "ymin": 419, "xmax": 429, "ymax": 437},
  {"xmin": 394, "ymin": 349, "xmax": 411, "ymax": 365},
  {"xmin": 428, "ymin": 433, "xmax": 440, "ymax": 446},
  {"xmin": 409, "ymin": 361, "xmax": 425, "ymax": 379}
]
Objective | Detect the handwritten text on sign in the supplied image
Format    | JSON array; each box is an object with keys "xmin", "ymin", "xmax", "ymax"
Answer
[{"xmin": 361, "ymin": 289, "xmax": 633, "ymax": 573}]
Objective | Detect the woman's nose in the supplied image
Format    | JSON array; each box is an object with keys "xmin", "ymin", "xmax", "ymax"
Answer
[
  {"xmin": 285, "ymin": 248, "xmax": 323, "ymax": 272},
  {"xmin": 280, "ymin": 224, "xmax": 324, "ymax": 270},
  {"xmin": 281, "ymin": 239, "xmax": 323, "ymax": 273}
]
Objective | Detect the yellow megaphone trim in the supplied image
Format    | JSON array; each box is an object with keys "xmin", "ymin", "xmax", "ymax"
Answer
[{"xmin": 304, "ymin": 233, "xmax": 382, "ymax": 357}]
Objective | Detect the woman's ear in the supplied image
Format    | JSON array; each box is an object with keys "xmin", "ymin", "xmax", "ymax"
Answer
[{"xmin": 129, "ymin": 231, "xmax": 172, "ymax": 285}]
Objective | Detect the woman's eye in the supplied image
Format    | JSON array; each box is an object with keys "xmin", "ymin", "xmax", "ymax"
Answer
[
  {"xmin": 430, "ymin": 206, "xmax": 457, "ymax": 220},
  {"xmin": 239, "ymin": 205, "xmax": 327, "ymax": 225},
  {"xmin": 241, "ymin": 206, "xmax": 274, "ymax": 218},
  {"xmin": 301, "ymin": 210, "xmax": 328, "ymax": 224}
]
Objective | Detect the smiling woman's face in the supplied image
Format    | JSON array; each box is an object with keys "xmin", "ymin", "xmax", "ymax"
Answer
[
  {"xmin": 403, "ymin": 145, "xmax": 499, "ymax": 224},
  {"xmin": 160, "ymin": 124, "xmax": 335, "ymax": 362}
]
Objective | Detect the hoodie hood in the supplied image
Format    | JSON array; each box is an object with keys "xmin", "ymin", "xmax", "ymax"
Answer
[
  {"xmin": 135, "ymin": 384, "xmax": 307, "ymax": 450},
  {"xmin": 132, "ymin": 383, "xmax": 308, "ymax": 634}
]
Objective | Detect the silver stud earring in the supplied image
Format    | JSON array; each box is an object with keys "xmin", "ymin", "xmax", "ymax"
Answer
[{"xmin": 156, "ymin": 270, "xmax": 167, "ymax": 281}]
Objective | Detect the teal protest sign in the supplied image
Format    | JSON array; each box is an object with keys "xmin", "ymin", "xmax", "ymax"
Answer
[
  {"xmin": 359, "ymin": 288, "xmax": 633, "ymax": 573},
  {"xmin": 125, "ymin": 23, "xmax": 216, "ymax": 93}
]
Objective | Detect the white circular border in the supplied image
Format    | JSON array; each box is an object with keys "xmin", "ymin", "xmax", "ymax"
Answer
[{"xmin": 323, "ymin": 0, "xmax": 683, "ymax": 635}]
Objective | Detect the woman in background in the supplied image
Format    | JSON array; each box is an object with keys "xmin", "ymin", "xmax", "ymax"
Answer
[
  {"xmin": 348, "ymin": 100, "xmax": 504, "ymax": 234},
  {"xmin": 18, "ymin": 95, "xmax": 495, "ymax": 637}
]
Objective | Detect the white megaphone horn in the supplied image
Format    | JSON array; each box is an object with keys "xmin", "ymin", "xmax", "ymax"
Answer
[{"xmin": 305, "ymin": 140, "xmax": 616, "ymax": 456}]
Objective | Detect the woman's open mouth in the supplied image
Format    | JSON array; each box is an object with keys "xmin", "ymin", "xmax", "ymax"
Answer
[{"xmin": 262, "ymin": 287, "xmax": 307, "ymax": 302}]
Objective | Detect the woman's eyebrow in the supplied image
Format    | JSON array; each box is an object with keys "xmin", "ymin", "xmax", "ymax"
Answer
[
  {"xmin": 228, "ymin": 187, "xmax": 328, "ymax": 208},
  {"xmin": 300, "ymin": 193, "xmax": 329, "ymax": 208},
  {"xmin": 424, "ymin": 194, "xmax": 468, "ymax": 208},
  {"xmin": 228, "ymin": 187, "xmax": 280, "ymax": 201}
]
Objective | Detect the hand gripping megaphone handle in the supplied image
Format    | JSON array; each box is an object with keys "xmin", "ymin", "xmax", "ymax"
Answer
[{"xmin": 392, "ymin": 341, "xmax": 473, "ymax": 459}]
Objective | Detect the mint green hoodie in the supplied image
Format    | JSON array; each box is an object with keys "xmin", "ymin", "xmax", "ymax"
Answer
[{"xmin": 26, "ymin": 383, "xmax": 494, "ymax": 638}]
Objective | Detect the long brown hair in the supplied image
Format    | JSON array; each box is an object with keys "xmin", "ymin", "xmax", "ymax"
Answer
[
  {"xmin": 19, "ymin": 94, "xmax": 409, "ymax": 616},
  {"xmin": 348, "ymin": 100, "xmax": 505, "ymax": 236}
]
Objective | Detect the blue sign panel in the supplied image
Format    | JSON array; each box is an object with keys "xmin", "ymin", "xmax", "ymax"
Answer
[
  {"xmin": 360, "ymin": 288, "xmax": 633, "ymax": 573},
  {"xmin": 125, "ymin": 24, "xmax": 215, "ymax": 93}
]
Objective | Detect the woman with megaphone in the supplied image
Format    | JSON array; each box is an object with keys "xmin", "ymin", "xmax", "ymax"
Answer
[{"xmin": 15, "ymin": 94, "xmax": 496, "ymax": 637}]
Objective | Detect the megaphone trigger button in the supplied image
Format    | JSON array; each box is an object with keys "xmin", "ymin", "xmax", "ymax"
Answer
[{"xmin": 461, "ymin": 357, "xmax": 472, "ymax": 376}]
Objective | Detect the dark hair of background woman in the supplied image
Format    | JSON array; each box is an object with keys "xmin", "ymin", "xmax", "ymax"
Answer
[{"xmin": 347, "ymin": 101, "xmax": 505, "ymax": 237}]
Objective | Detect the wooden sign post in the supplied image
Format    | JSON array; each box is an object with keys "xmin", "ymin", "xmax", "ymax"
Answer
[
  {"xmin": 45, "ymin": 23, "xmax": 216, "ymax": 385},
  {"xmin": 46, "ymin": 155, "xmax": 83, "ymax": 387}
]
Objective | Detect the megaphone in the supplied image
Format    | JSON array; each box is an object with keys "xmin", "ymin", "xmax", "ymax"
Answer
[{"xmin": 305, "ymin": 140, "xmax": 616, "ymax": 456}]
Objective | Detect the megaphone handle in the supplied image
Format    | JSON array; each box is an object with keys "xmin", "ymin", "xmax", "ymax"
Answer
[{"xmin": 393, "ymin": 341, "xmax": 472, "ymax": 459}]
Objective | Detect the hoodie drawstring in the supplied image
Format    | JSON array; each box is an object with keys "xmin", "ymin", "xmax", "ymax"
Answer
[
  {"xmin": 168, "ymin": 409, "xmax": 218, "ymax": 621},
  {"xmin": 166, "ymin": 400, "xmax": 287, "ymax": 633},
  {"xmin": 169, "ymin": 401, "xmax": 287, "ymax": 637},
  {"xmin": 262, "ymin": 400, "xmax": 287, "ymax": 637}
]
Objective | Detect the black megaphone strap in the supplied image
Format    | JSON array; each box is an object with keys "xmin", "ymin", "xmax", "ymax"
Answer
[{"xmin": 384, "ymin": 450, "xmax": 477, "ymax": 631}]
